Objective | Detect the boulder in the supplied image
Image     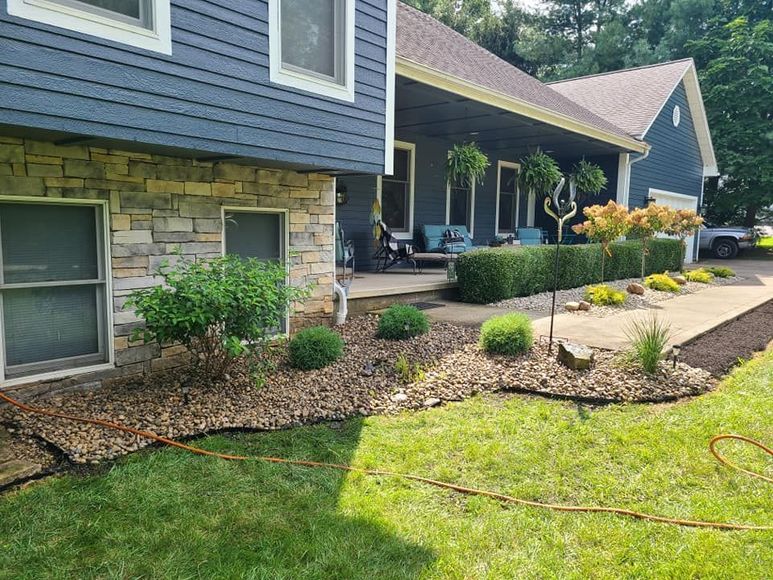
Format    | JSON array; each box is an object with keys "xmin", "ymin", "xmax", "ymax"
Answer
[
  {"xmin": 627, "ymin": 282, "xmax": 645, "ymax": 295},
  {"xmin": 565, "ymin": 301, "xmax": 580, "ymax": 312},
  {"xmin": 557, "ymin": 342, "xmax": 595, "ymax": 371},
  {"xmin": 578, "ymin": 300, "xmax": 592, "ymax": 311},
  {"xmin": 672, "ymin": 275, "xmax": 687, "ymax": 285},
  {"xmin": 423, "ymin": 398, "xmax": 441, "ymax": 408}
]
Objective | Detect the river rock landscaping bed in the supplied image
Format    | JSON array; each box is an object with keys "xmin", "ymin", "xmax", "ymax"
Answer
[
  {"xmin": 1, "ymin": 316, "xmax": 717, "ymax": 468},
  {"xmin": 492, "ymin": 274, "xmax": 741, "ymax": 317}
]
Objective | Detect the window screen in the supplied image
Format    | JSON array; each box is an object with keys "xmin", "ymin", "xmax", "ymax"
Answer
[
  {"xmin": 449, "ymin": 185, "xmax": 472, "ymax": 230},
  {"xmin": 50, "ymin": 0, "xmax": 153, "ymax": 28},
  {"xmin": 0, "ymin": 202, "xmax": 108, "ymax": 380},
  {"xmin": 498, "ymin": 166, "xmax": 518, "ymax": 233},
  {"xmin": 280, "ymin": 0, "xmax": 344, "ymax": 83}
]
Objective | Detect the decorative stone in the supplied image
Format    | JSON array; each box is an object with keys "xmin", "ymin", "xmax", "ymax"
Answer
[
  {"xmin": 0, "ymin": 459, "xmax": 41, "ymax": 487},
  {"xmin": 391, "ymin": 393, "xmax": 408, "ymax": 403},
  {"xmin": 627, "ymin": 282, "xmax": 646, "ymax": 295},
  {"xmin": 672, "ymin": 275, "xmax": 687, "ymax": 285},
  {"xmin": 565, "ymin": 301, "xmax": 580, "ymax": 312},
  {"xmin": 423, "ymin": 398, "xmax": 441, "ymax": 408},
  {"xmin": 557, "ymin": 342, "xmax": 595, "ymax": 371},
  {"xmin": 578, "ymin": 300, "xmax": 591, "ymax": 311}
]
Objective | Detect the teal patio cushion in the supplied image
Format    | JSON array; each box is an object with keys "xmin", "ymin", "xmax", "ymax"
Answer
[{"xmin": 419, "ymin": 224, "xmax": 473, "ymax": 253}]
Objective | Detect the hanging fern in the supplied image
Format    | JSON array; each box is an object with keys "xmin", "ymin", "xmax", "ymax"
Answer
[
  {"xmin": 518, "ymin": 150, "xmax": 562, "ymax": 196},
  {"xmin": 570, "ymin": 158, "xmax": 607, "ymax": 196},
  {"xmin": 446, "ymin": 142, "xmax": 490, "ymax": 187}
]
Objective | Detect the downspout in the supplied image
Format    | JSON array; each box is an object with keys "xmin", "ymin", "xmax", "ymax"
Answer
[
  {"xmin": 334, "ymin": 281, "xmax": 348, "ymax": 325},
  {"xmin": 625, "ymin": 148, "xmax": 650, "ymax": 208}
]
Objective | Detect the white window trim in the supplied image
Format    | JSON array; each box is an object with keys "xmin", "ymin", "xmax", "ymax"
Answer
[
  {"xmin": 376, "ymin": 140, "xmax": 415, "ymax": 239},
  {"xmin": 268, "ymin": 0, "xmax": 356, "ymax": 102},
  {"xmin": 0, "ymin": 195, "xmax": 114, "ymax": 387},
  {"xmin": 445, "ymin": 176, "xmax": 476, "ymax": 238},
  {"xmin": 494, "ymin": 160, "xmax": 520, "ymax": 236},
  {"xmin": 7, "ymin": 0, "xmax": 172, "ymax": 54},
  {"xmin": 221, "ymin": 206, "xmax": 291, "ymax": 336}
]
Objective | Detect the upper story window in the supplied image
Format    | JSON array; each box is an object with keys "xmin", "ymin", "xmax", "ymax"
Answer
[
  {"xmin": 7, "ymin": 0, "xmax": 171, "ymax": 54},
  {"xmin": 269, "ymin": 0, "xmax": 356, "ymax": 102}
]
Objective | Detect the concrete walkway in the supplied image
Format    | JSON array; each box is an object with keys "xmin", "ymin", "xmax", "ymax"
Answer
[{"xmin": 426, "ymin": 259, "xmax": 773, "ymax": 350}]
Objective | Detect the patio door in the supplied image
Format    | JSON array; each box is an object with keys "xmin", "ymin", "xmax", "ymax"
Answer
[
  {"xmin": 223, "ymin": 208, "xmax": 288, "ymax": 331},
  {"xmin": 446, "ymin": 180, "xmax": 475, "ymax": 236}
]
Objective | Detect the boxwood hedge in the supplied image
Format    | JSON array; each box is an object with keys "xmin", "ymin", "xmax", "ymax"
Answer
[{"xmin": 457, "ymin": 239, "xmax": 682, "ymax": 304}]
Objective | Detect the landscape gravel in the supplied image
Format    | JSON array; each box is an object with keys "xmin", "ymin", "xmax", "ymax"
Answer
[
  {"xmin": 492, "ymin": 275, "xmax": 742, "ymax": 317},
  {"xmin": 1, "ymin": 315, "xmax": 716, "ymax": 466}
]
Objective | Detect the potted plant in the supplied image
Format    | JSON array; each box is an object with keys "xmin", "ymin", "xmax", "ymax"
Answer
[
  {"xmin": 518, "ymin": 149, "xmax": 562, "ymax": 199},
  {"xmin": 569, "ymin": 158, "xmax": 607, "ymax": 201},
  {"xmin": 446, "ymin": 142, "xmax": 490, "ymax": 187}
]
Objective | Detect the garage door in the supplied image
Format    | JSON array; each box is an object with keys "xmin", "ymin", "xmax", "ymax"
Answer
[{"xmin": 648, "ymin": 189, "xmax": 699, "ymax": 264}]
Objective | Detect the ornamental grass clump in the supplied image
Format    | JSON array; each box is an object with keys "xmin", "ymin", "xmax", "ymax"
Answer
[
  {"xmin": 377, "ymin": 305, "xmax": 430, "ymax": 340},
  {"xmin": 288, "ymin": 326, "xmax": 344, "ymax": 371},
  {"xmin": 644, "ymin": 272, "xmax": 681, "ymax": 293},
  {"xmin": 705, "ymin": 265, "xmax": 735, "ymax": 278},
  {"xmin": 128, "ymin": 255, "xmax": 309, "ymax": 381},
  {"xmin": 479, "ymin": 313, "xmax": 533, "ymax": 356},
  {"xmin": 584, "ymin": 284, "xmax": 627, "ymax": 306},
  {"xmin": 625, "ymin": 315, "xmax": 671, "ymax": 374},
  {"xmin": 572, "ymin": 200, "xmax": 630, "ymax": 282},
  {"xmin": 684, "ymin": 268, "xmax": 715, "ymax": 284}
]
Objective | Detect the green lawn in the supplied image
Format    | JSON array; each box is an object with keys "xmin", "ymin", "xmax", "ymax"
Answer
[{"xmin": 1, "ymin": 354, "xmax": 772, "ymax": 579}]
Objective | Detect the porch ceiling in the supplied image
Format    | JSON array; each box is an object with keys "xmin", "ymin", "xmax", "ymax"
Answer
[{"xmin": 395, "ymin": 76, "xmax": 631, "ymax": 159}]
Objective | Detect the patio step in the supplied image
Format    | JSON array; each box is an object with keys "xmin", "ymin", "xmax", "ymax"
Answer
[{"xmin": 0, "ymin": 459, "xmax": 41, "ymax": 488}]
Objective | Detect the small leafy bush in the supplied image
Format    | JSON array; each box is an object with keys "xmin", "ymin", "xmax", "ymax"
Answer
[
  {"xmin": 288, "ymin": 326, "xmax": 344, "ymax": 370},
  {"xmin": 625, "ymin": 315, "xmax": 670, "ymax": 374},
  {"xmin": 644, "ymin": 273, "xmax": 680, "ymax": 293},
  {"xmin": 584, "ymin": 284, "xmax": 627, "ymax": 306},
  {"xmin": 377, "ymin": 305, "xmax": 430, "ymax": 340},
  {"xmin": 705, "ymin": 266, "xmax": 735, "ymax": 278},
  {"xmin": 128, "ymin": 255, "xmax": 308, "ymax": 381},
  {"xmin": 684, "ymin": 268, "xmax": 714, "ymax": 284},
  {"xmin": 480, "ymin": 313, "xmax": 533, "ymax": 356}
]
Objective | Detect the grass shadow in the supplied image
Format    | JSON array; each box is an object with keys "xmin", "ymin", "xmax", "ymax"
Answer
[{"xmin": 0, "ymin": 418, "xmax": 436, "ymax": 579}]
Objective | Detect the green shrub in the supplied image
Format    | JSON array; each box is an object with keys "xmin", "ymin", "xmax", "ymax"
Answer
[
  {"xmin": 479, "ymin": 313, "xmax": 533, "ymax": 356},
  {"xmin": 625, "ymin": 316, "xmax": 670, "ymax": 374},
  {"xmin": 644, "ymin": 273, "xmax": 681, "ymax": 293},
  {"xmin": 584, "ymin": 284, "xmax": 626, "ymax": 306},
  {"xmin": 705, "ymin": 266, "xmax": 735, "ymax": 278},
  {"xmin": 128, "ymin": 255, "xmax": 308, "ymax": 380},
  {"xmin": 288, "ymin": 326, "xmax": 344, "ymax": 370},
  {"xmin": 456, "ymin": 239, "xmax": 682, "ymax": 304},
  {"xmin": 684, "ymin": 268, "xmax": 714, "ymax": 284},
  {"xmin": 377, "ymin": 305, "xmax": 430, "ymax": 340}
]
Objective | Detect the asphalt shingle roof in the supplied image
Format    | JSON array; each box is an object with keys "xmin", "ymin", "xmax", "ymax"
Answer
[
  {"xmin": 548, "ymin": 60, "xmax": 694, "ymax": 138},
  {"xmin": 396, "ymin": 2, "xmax": 640, "ymax": 144}
]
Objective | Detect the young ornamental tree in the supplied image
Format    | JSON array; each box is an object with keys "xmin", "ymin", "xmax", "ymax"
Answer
[
  {"xmin": 127, "ymin": 255, "xmax": 309, "ymax": 382},
  {"xmin": 627, "ymin": 204, "xmax": 675, "ymax": 278},
  {"xmin": 571, "ymin": 200, "xmax": 630, "ymax": 282},
  {"xmin": 663, "ymin": 208, "xmax": 704, "ymax": 268}
]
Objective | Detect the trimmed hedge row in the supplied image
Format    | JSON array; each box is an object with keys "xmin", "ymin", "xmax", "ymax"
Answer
[{"xmin": 457, "ymin": 239, "xmax": 682, "ymax": 304}]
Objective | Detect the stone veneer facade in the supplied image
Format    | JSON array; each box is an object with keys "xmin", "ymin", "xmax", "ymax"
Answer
[{"xmin": 0, "ymin": 136, "xmax": 335, "ymax": 398}]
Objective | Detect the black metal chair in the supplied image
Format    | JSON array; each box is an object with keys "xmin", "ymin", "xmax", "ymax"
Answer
[{"xmin": 373, "ymin": 220, "xmax": 417, "ymax": 273}]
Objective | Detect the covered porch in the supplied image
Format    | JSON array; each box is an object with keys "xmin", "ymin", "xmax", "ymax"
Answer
[{"xmin": 336, "ymin": 75, "xmax": 637, "ymax": 281}]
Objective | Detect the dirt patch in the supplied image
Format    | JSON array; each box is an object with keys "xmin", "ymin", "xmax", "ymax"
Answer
[{"xmin": 680, "ymin": 300, "xmax": 773, "ymax": 375}]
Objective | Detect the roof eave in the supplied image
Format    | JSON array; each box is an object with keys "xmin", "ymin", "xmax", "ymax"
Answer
[{"xmin": 396, "ymin": 56, "xmax": 649, "ymax": 154}]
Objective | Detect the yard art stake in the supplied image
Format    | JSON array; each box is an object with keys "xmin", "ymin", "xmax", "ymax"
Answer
[{"xmin": 543, "ymin": 177, "xmax": 577, "ymax": 353}]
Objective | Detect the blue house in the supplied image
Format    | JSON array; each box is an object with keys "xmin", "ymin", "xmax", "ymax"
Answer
[
  {"xmin": 336, "ymin": 4, "xmax": 716, "ymax": 272},
  {"xmin": 0, "ymin": 0, "xmax": 716, "ymax": 394}
]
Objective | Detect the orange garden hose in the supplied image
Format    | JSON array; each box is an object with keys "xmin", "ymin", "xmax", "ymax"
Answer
[{"xmin": 1, "ymin": 390, "xmax": 770, "ymax": 532}]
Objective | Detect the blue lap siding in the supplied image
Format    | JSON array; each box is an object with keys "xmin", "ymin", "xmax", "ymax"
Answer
[
  {"xmin": 629, "ymin": 81, "xmax": 703, "ymax": 208},
  {"xmin": 0, "ymin": 0, "xmax": 389, "ymax": 173}
]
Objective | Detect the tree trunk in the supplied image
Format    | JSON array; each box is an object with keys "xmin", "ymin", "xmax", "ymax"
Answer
[{"xmin": 743, "ymin": 205, "xmax": 758, "ymax": 228}]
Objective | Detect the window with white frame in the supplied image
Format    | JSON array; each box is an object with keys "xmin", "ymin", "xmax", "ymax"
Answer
[
  {"xmin": 496, "ymin": 162, "xmax": 520, "ymax": 234},
  {"xmin": 7, "ymin": 0, "xmax": 171, "ymax": 53},
  {"xmin": 268, "ymin": 0, "xmax": 355, "ymax": 101},
  {"xmin": 447, "ymin": 180, "xmax": 475, "ymax": 235},
  {"xmin": 0, "ymin": 200, "xmax": 111, "ymax": 382},
  {"xmin": 379, "ymin": 143, "xmax": 414, "ymax": 234}
]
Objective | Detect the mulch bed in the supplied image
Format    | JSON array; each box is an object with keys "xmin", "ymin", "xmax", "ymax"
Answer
[
  {"xmin": 1, "ymin": 315, "xmax": 718, "ymax": 471},
  {"xmin": 680, "ymin": 300, "xmax": 773, "ymax": 376}
]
